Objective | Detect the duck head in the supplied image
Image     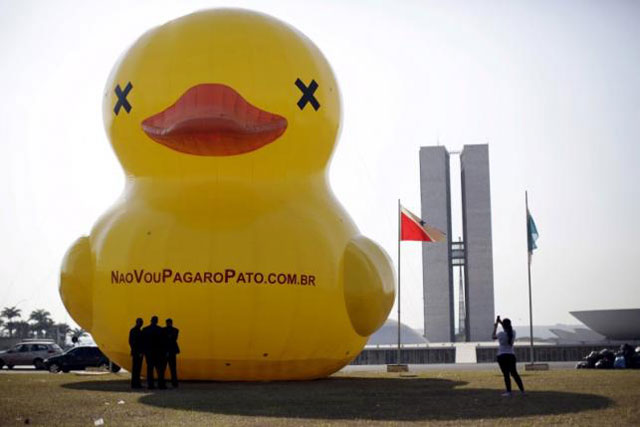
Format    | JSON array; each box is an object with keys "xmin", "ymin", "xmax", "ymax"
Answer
[{"xmin": 103, "ymin": 9, "xmax": 341, "ymax": 181}]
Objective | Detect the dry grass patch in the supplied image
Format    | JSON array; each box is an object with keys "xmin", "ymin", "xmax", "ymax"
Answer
[{"xmin": 0, "ymin": 369, "xmax": 638, "ymax": 425}]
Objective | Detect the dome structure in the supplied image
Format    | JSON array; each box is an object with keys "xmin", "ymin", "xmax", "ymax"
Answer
[
  {"xmin": 366, "ymin": 319, "xmax": 428, "ymax": 346},
  {"xmin": 571, "ymin": 309, "xmax": 640, "ymax": 340}
]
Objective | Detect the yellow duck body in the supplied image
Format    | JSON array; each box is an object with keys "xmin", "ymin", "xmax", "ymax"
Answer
[{"xmin": 60, "ymin": 9, "xmax": 395, "ymax": 380}]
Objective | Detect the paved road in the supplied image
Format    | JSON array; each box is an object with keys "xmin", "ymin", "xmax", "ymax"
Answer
[
  {"xmin": 0, "ymin": 361, "xmax": 577, "ymax": 376},
  {"xmin": 341, "ymin": 361, "xmax": 577, "ymax": 373},
  {"xmin": 0, "ymin": 366, "xmax": 128, "ymax": 375},
  {"xmin": 0, "ymin": 366, "xmax": 48, "ymax": 374}
]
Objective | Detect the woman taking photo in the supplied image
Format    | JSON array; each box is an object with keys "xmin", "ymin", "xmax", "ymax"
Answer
[{"xmin": 492, "ymin": 316, "xmax": 525, "ymax": 396}]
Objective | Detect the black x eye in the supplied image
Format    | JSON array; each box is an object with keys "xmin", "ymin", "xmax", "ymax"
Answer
[
  {"xmin": 114, "ymin": 82, "xmax": 133, "ymax": 115},
  {"xmin": 295, "ymin": 78, "xmax": 320, "ymax": 111}
]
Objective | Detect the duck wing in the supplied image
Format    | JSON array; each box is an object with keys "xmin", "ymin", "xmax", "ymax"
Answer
[{"xmin": 343, "ymin": 235, "xmax": 396, "ymax": 336}]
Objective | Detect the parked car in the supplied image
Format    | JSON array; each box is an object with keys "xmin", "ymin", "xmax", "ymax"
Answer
[
  {"xmin": 0, "ymin": 340, "xmax": 63, "ymax": 370},
  {"xmin": 44, "ymin": 346, "xmax": 121, "ymax": 373}
]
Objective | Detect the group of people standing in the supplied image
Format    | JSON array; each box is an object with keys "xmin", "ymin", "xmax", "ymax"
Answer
[
  {"xmin": 129, "ymin": 316, "xmax": 180, "ymax": 389},
  {"xmin": 127, "ymin": 313, "xmax": 521, "ymax": 394}
]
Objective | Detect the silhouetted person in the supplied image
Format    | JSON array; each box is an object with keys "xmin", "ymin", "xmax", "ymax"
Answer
[
  {"xmin": 142, "ymin": 315, "xmax": 166, "ymax": 389},
  {"xmin": 128, "ymin": 318, "xmax": 144, "ymax": 389},
  {"xmin": 492, "ymin": 316, "xmax": 525, "ymax": 396},
  {"xmin": 163, "ymin": 318, "xmax": 180, "ymax": 388}
]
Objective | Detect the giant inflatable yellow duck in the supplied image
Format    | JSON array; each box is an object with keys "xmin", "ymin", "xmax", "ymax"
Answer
[{"xmin": 60, "ymin": 9, "xmax": 395, "ymax": 380}]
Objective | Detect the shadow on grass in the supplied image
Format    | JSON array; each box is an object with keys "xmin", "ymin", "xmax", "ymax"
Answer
[{"xmin": 63, "ymin": 377, "xmax": 612, "ymax": 421}]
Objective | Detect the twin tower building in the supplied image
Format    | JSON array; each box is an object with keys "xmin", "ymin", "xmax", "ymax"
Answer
[{"xmin": 420, "ymin": 144, "xmax": 495, "ymax": 342}]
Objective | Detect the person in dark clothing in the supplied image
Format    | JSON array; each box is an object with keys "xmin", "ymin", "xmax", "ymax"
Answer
[
  {"xmin": 128, "ymin": 318, "xmax": 144, "ymax": 389},
  {"xmin": 163, "ymin": 318, "xmax": 180, "ymax": 388},
  {"xmin": 492, "ymin": 316, "xmax": 525, "ymax": 396},
  {"xmin": 142, "ymin": 315, "xmax": 166, "ymax": 389}
]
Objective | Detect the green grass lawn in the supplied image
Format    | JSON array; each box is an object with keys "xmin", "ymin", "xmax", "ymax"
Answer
[{"xmin": 1, "ymin": 369, "xmax": 639, "ymax": 426}]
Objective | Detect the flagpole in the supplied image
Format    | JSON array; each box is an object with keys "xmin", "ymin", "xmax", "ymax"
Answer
[
  {"xmin": 526, "ymin": 191, "xmax": 534, "ymax": 364},
  {"xmin": 397, "ymin": 199, "xmax": 402, "ymax": 365}
]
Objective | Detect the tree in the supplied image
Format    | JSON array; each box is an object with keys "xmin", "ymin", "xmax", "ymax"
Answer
[
  {"xmin": 70, "ymin": 327, "xmax": 86, "ymax": 345},
  {"xmin": 0, "ymin": 318, "xmax": 4, "ymax": 337},
  {"xmin": 29, "ymin": 309, "xmax": 53, "ymax": 339},
  {"xmin": 51, "ymin": 323, "xmax": 71, "ymax": 346},
  {"xmin": 71, "ymin": 327, "xmax": 86, "ymax": 339},
  {"xmin": 13, "ymin": 321, "xmax": 32, "ymax": 339},
  {"xmin": 55, "ymin": 322, "xmax": 70, "ymax": 336},
  {"xmin": 1, "ymin": 306, "xmax": 22, "ymax": 337}
]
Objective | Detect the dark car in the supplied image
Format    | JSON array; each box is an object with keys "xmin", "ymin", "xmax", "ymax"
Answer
[{"xmin": 44, "ymin": 346, "xmax": 120, "ymax": 373}]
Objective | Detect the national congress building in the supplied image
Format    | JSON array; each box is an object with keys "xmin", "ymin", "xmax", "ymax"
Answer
[{"xmin": 420, "ymin": 144, "xmax": 495, "ymax": 342}]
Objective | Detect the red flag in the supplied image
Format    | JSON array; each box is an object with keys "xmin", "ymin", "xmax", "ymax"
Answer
[{"xmin": 400, "ymin": 206, "xmax": 446, "ymax": 242}]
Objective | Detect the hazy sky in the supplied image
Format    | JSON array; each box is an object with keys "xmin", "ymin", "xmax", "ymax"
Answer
[{"xmin": 1, "ymin": 0, "xmax": 638, "ymax": 332}]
